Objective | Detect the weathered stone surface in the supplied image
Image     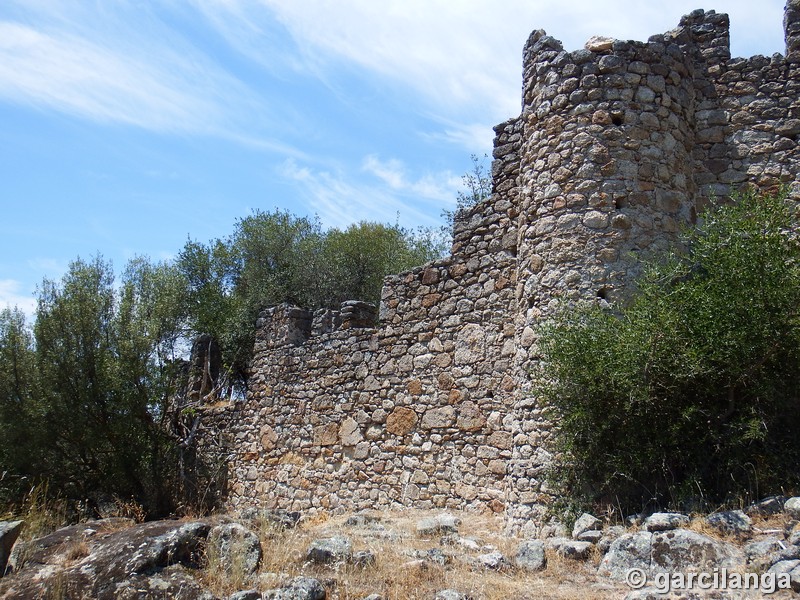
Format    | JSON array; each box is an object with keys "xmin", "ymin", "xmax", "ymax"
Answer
[
  {"xmin": 572, "ymin": 513, "xmax": 601, "ymax": 539},
  {"xmin": 597, "ymin": 526, "xmax": 626, "ymax": 554},
  {"xmin": 0, "ymin": 521, "xmax": 23, "ymax": 577},
  {"xmin": 305, "ymin": 536, "xmax": 352, "ymax": 565},
  {"xmin": 116, "ymin": 564, "xmax": 216, "ymax": 600},
  {"xmin": 705, "ymin": 510, "xmax": 752, "ymax": 536},
  {"xmin": 263, "ymin": 576, "xmax": 326, "ymax": 600},
  {"xmin": 208, "ymin": 522, "xmax": 262, "ymax": 580},
  {"xmin": 515, "ymin": 540, "xmax": 546, "ymax": 571},
  {"xmin": 0, "ymin": 519, "xmax": 212, "ymax": 599},
  {"xmin": 642, "ymin": 512, "xmax": 689, "ymax": 532},
  {"xmin": 125, "ymin": 521, "xmax": 210, "ymax": 575},
  {"xmin": 599, "ymin": 532, "xmax": 653, "ymax": 579},
  {"xmin": 767, "ymin": 559, "xmax": 800, "ymax": 591},
  {"xmin": 785, "ymin": 497, "xmax": 800, "ymax": 519},
  {"xmin": 744, "ymin": 538, "xmax": 784, "ymax": 570},
  {"xmin": 385, "ymin": 407, "xmax": 418, "ymax": 436},
  {"xmin": 650, "ymin": 530, "xmax": 743, "ymax": 573},
  {"xmin": 600, "ymin": 529, "xmax": 744, "ymax": 581}
]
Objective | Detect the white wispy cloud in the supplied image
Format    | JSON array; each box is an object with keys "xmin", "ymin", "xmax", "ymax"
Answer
[
  {"xmin": 279, "ymin": 158, "xmax": 458, "ymax": 229},
  {"xmin": 0, "ymin": 279, "xmax": 36, "ymax": 317},
  {"xmin": 0, "ymin": 2, "xmax": 303, "ymax": 150},
  {"xmin": 0, "ymin": 22, "xmax": 213, "ymax": 132},
  {"xmin": 362, "ymin": 155, "xmax": 461, "ymax": 204},
  {"xmin": 0, "ymin": 0, "xmax": 784, "ymax": 155},
  {"xmin": 251, "ymin": 0, "xmax": 784, "ymax": 126}
]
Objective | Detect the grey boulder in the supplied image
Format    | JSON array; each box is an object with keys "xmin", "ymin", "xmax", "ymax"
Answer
[
  {"xmin": 208, "ymin": 522, "xmax": 262, "ymax": 579},
  {"xmin": 515, "ymin": 539, "xmax": 546, "ymax": 572},
  {"xmin": 0, "ymin": 521, "xmax": 24, "ymax": 577}
]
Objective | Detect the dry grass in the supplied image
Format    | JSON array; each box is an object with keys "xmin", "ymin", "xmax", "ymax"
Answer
[
  {"xmin": 61, "ymin": 539, "xmax": 90, "ymax": 566},
  {"xmin": 200, "ymin": 537, "xmax": 256, "ymax": 596},
  {"xmin": 5, "ymin": 482, "xmax": 68, "ymax": 538},
  {"xmin": 4, "ymin": 483, "xmax": 69, "ymax": 571},
  {"xmin": 198, "ymin": 509, "xmax": 621, "ymax": 600},
  {"xmin": 95, "ymin": 496, "xmax": 147, "ymax": 523}
]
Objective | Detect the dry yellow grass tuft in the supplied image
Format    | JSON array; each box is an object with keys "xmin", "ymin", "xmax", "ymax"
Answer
[{"xmin": 198, "ymin": 508, "xmax": 620, "ymax": 600}]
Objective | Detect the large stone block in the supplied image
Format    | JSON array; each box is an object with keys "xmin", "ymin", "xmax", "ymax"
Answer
[{"xmin": 386, "ymin": 407, "xmax": 418, "ymax": 436}]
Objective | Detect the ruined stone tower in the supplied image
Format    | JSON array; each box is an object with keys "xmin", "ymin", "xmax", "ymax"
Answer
[{"xmin": 201, "ymin": 2, "xmax": 800, "ymax": 533}]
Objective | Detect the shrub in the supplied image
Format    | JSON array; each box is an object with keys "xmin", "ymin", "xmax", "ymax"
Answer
[{"xmin": 535, "ymin": 190, "xmax": 800, "ymax": 517}]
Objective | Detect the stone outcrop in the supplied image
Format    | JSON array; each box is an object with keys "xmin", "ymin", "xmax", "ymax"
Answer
[
  {"xmin": 200, "ymin": 2, "xmax": 800, "ymax": 531},
  {"xmin": 208, "ymin": 522, "xmax": 262, "ymax": 580},
  {"xmin": 1, "ymin": 518, "xmax": 213, "ymax": 599},
  {"xmin": 0, "ymin": 521, "xmax": 23, "ymax": 578},
  {"xmin": 2, "ymin": 503, "xmax": 800, "ymax": 599}
]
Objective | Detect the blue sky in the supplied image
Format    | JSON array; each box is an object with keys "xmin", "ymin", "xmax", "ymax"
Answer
[{"xmin": 0, "ymin": 0, "xmax": 788, "ymax": 315}]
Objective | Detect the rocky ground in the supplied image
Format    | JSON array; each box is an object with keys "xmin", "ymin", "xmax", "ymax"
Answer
[{"xmin": 1, "ymin": 498, "xmax": 799, "ymax": 599}]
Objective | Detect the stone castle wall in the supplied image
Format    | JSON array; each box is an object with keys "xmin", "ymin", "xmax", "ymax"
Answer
[{"xmin": 201, "ymin": 2, "xmax": 800, "ymax": 533}]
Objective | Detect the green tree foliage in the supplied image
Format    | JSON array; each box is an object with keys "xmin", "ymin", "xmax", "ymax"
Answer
[
  {"xmin": 535, "ymin": 190, "xmax": 800, "ymax": 516},
  {"xmin": 322, "ymin": 221, "xmax": 443, "ymax": 306},
  {"xmin": 0, "ymin": 257, "xmax": 188, "ymax": 515},
  {"xmin": 0, "ymin": 208, "xmax": 444, "ymax": 514},
  {"xmin": 441, "ymin": 153, "xmax": 492, "ymax": 229},
  {"xmin": 0, "ymin": 307, "xmax": 40, "ymax": 502},
  {"xmin": 177, "ymin": 211, "xmax": 446, "ymax": 387}
]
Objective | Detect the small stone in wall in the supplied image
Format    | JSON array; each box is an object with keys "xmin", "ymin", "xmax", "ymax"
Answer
[
  {"xmin": 339, "ymin": 417, "xmax": 363, "ymax": 446},
  {"xmin": 585, "ymin": 35, "xmax": 615, "ymax": 52},
  {"xmin": 260, "ymin": 425, "xmax": 278, "ymax": 451},
  {"xmin": 386, "ymin": 407, "xmax": 418, "ymax": 436},
  {"xmin": 421, "ymin": 406, "xmax": 456, "ymax": 429},
  {"xmin": 314, "ymin": 423, "xmax": 339, "ymax": 446},
  {"xmin": 421, "ymin": 267, "xmax": 440, "ymax": 285},
  {"xmin": 407, "ymin": 380, "xmax": 423, "ymax": 395},
  {"xmin": 456, "ymin": 401, "xmax": 485, "ymax": 431}
]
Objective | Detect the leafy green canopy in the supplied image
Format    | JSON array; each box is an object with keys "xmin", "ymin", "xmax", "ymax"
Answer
[
  {"xmin": 0, "ymin": 257, "xmax": 186, "ymax": 513},
  {"xmin": 177, "ymin": 211, "xmax": 446, "ymax": 387},
  {"xmin": 535, "ymin": 190, "xmax": 800, "ymax": 516},
  {"xmin": 0, "ymin": 212, "xmax": 444, "ymax": 513}
]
